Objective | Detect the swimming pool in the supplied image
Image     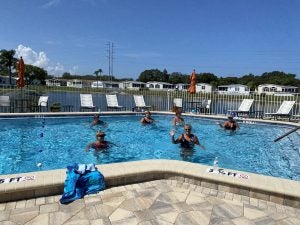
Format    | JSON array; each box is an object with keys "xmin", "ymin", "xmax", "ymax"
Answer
[{"xmin": 0, "ymin": 115, "xmax": 299, "ymax": 180}]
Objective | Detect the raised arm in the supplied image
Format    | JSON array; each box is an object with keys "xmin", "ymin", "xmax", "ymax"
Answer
[
  {"xmin": 215, "ymin": 121, "xmax": 224, "ymax": 128},
  {"xmin": 170, "ymin": 130, "xmax": 181, "ymax": 144}
]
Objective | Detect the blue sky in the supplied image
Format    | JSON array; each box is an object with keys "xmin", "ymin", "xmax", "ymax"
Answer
[{"xmin": 1, "ymin": 0, "xmax": 300, "ymax": 79}]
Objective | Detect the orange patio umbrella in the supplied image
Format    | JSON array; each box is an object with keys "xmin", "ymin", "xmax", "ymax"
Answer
[
  {"xmin": 17, "ymin": 56, "xmax": 25, "ymax": 88},
  {"xmin": 188, "ymin": 69, "xmax": 196, "ymax": 94}
]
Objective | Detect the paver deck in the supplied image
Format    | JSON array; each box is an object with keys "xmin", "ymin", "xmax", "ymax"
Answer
[{"xmin": 1, "ymin": 179, "xmax": 299, "ymax": 225}]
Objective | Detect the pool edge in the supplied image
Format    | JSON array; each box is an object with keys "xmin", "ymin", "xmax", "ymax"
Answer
[{"xmin": 1, "ymin": 159, "xmax": 299, "ymax": 208}]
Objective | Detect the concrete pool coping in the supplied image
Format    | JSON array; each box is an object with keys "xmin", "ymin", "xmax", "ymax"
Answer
[
  {"xmin": 0, "ymin": 112, "xmax": 299, "ymax": 208},
  {"xmin": 0, "ymin": 160, "xmax": 300, "ymax": 208}
]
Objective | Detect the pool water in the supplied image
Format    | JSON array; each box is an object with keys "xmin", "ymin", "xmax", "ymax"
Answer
[{"xmin": 0, "ymin": 115, "xmax": 299, "ymax": 180}]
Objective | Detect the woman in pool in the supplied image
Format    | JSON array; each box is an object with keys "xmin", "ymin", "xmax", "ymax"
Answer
[
  {"xmin": 85, "ymin": 130, "xmax": 108, "ymax": 151},
  {"xmin": 140, "ymin": 111, "xmax": 154, "ymax": 124},
  {"xmin": 216, "ymin": 116, "xmax": 240, "ymax": 130},
  {"xmin": 170, "ymin": 124, "xmax": 205, "ymax": 150},
  {"xmin": 172, "ymin": 111, "xmax": 185, "ymax": 126},
  {"xmin": 90, "ymin": 114, "xmax": 105, "ymax": 127}
]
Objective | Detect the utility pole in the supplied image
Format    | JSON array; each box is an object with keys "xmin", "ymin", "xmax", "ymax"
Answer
[
  {"xmin": 106, "ymin": 42, "xmax": 114, "ymax": 83},
  {"xmin": 111, "ymin": 42, "xmax": 114, "ymax": 80}
]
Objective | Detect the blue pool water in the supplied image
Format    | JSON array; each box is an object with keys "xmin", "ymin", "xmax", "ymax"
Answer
[{"xmin": 0, "ymin": 115, "xmax": 299, "ymax": 180}]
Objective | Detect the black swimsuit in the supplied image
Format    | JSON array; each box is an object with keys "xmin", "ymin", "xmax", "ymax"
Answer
[
  {"xmin": 180, "ymin": 134, "xmax": 195, "ymax": 148},
  {"xmin": 224, "ymin": 122, "xmax": 237, "ymax": 130},
  {"xmin": 142, "ymin": 117, "xmax": 153, "ymax": 124}
]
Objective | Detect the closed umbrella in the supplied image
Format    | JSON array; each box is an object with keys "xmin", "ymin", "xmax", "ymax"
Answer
[
  {"xmin": 188, "ymin": 69, "xmax": 197, "ymax": 112},
  {"xmin": 188, "ymin": 69, "xmax": 196, "ymax": 94},
  {"xmin": 17, "ymin": 56, "xmax": 25, "ymax": 88}
]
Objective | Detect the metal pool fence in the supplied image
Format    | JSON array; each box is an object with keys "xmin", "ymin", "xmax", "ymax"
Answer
[{"xmin": 0, "ymin": 85, "xmax": 299, "ymax": 119}]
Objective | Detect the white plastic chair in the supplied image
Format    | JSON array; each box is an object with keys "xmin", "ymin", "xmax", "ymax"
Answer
[
  {"xmin": 173, "ymin": 98, "xmax": 182, "ymax": 108},
  {"xmin": 0, "ymin": 96, "xmax": 12, "ymax": 112},
  {"xmin": 265, "ymin": 101, "xmax": 295, "ymax": 121},
  {"xmin": 133, "ymin": 95, "xmax": 151, "ymax": 111},
  {"xmin": 228, "ymin": 99, "xmax": 254, "ymax": 116},
  {"xmin": 38, "ymin": 96, "xmax": 48, "ymax": 111},
  {"xmin": 106, "ymin": 94, "xmax": 125, "ymax": 111},
  {"xmin": 202, "ymin": 99, "xmax": 211, "ymax": 114},
  {"xmin": 80, "ymin": 94, "xmax": 96, "ymax": 111}
]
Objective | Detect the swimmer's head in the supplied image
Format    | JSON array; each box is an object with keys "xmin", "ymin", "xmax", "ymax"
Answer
[
  {"xmin": 94, "ymin": 114, "xmax": 100, "ymax": 119},
  {"xmin": 96, "ymin": 130, "xmax": 105, "ymax": 138}
]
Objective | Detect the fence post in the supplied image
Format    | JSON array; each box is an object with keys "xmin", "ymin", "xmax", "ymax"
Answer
[{"xmin": 167, "ymin": 90, "xmax": 170, "ymax": 111}]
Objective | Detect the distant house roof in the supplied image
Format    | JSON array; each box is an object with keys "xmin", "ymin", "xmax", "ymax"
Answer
[
  {"xmin": 258, "ymin": 84, "xmax": 298, "ymax": 89},
  {"xmin": 218, "ymin": 84, "xmax": 249, "ymax": 88}
]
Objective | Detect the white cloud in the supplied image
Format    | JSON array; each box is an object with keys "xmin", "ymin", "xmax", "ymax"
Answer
[
  {"xmin": 15, "ymin": 44, "xmax": 49, "ymax": 68},
  {"xmin": 47, "ymin": 63, "xmax": 64, "ymax": 76},
  {"xmin": 69, "ymin": 65, "xmax": 79, "ymax": 75},
  {"xmin": 42, "ymin": 0, "xmax": 61, "ymax": 8},
  {"xmin": 15, "ymin": 44, "xmax": 68, "ymax": 76}
]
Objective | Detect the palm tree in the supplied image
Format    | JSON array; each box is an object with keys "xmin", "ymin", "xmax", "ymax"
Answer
[
  {"xmin": 0, "ymin": 49, "xmax": 18, "ymax": 85},
  {"xmin": 94, "ymin": 69, "xmax": 102, "ymax": 88}
]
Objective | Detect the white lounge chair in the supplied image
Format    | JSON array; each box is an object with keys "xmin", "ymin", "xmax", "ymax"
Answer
[
  {"xmin": 106, "ymin": 94, "xmax": 125, "ymax": 111},
  {"xmin": 38, "ymin": 96, "xmax": 48, "ymax": 112},
  {"xmin": 0, "ymin": 96, "xmax": 12, "ymax": 112},
  {"xmin": 201, "ymin": 99, "xmax": 211, "ymax": 114},
  {"xmin": 265, "ymin": 101, "xmax": 296, "ymax": 121},
  {"xmin": 173, "ymin": 98, "xmax": 182, "ymax": 107},
  {"xmin": 172, "ymin": 98, "xmax": 183, "ymax": 112},
  {"xmin": 133, "ymin": 95, "xmax": 151, "ymax": 111},
  {"xmin": 228, "ymin": 99, "xmax": 254, "ymax": 117},
  {"xmin": 80, "ymin": 94, "xmax": 96, "ymax": 111}
]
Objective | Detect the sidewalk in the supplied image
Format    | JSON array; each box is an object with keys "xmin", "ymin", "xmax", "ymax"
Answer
[{"xmin": 1, "ymin": 179, "xmax": 299, "ymax": 225}]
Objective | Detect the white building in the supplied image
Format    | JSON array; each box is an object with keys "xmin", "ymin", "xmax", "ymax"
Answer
[
  {"xmin": 46, "ymin": 78, "xmax": 61, "ymax": 86},
  {"xmin": 0, "ymin": 75, "xmax": 17, "ymax": 86},
  {"xmin": 91, "ymin": 81, "xmax": 120, "ymax": 89},
  {"xmin": 218, "ymin": 84, "xmax": 250, "ymax": 95},
  {"xmin": 119, "ymin": 81, "xmax": 146, "ymax": 90},
  {"xmin": 257, "ymin": 84, "xmax": 298, "ymax": 96},
  {"xmin": 146, "ymin": 81, "xmax": 174, "ymax": 90},
  {"xmin": 175, "ymin": 83, "xmax": 189, "ymax": 91},
  {"xmin": 196, "ymin": 83, "xmax": 212, "ymax": 93},
  {"xmin": 67, "ymin": 79, "xmax": 83, "ymax": 88}
]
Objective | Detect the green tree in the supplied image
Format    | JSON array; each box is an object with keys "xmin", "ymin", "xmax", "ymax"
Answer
[
  {"xmin": 169, "ymin": 72, "xmax": 184, "ymax": 84},
  {"xmin": 260, "ymin": 71, "xmax": 297, "ymax": 86},
  {"xmin": 137, "ymin": 69, "xmax": 167, "ymax": 82},
  {"xmin": 94, "ymin": 69, "xmax": 103, "ymax": 87},
  {"xmin": 0, "ymin": 49, "xmax": 18, "ymax": 85},
  {"xmin": 218, "ymin": 77, "xmax": 239, "ymax": 86},
  {"xmin": 62, "ymin": 72, "xmax": 72, "ymax": 79},
  {"xmin": 24, "ymin": 64, "xmax": 47, "ymax": 85},
  {"xmin": 197, "ymin": 73, "xmax": 218, "ymax": 84}
]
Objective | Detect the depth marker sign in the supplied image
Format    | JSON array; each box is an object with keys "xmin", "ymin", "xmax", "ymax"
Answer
[
  {"xmin": 0, "ymin": 175, "xmax": 36, "ymax": 184},
  {"xmin": 206, "ymin": 168, "xmax": 250, "ymax": 180}
]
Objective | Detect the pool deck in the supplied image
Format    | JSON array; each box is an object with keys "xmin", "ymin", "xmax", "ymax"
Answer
[
  {"xmin": 1, "ymin": 160, "xmax": 300, "ymax": 225},
  {"xmin": 0, "ymin": 112, "xmax": 299, "ymax": 224}
]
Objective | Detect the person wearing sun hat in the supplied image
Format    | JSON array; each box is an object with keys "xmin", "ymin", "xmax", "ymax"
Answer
[
  {"xmin": 85, "ymin": 130, "xmax": 108, "ymax": 151},
  {"xmin": 216, "ymin": 115, "xmax": 240, "ymax": 130}
]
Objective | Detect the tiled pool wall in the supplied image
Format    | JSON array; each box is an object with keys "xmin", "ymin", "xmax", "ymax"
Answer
[{"xmin": 1, "ymin": 160, "xmax": 300, "ymax": 208}]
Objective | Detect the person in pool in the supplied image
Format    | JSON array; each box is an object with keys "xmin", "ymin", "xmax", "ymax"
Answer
[
  {"xmin": 140, "ymin": 110, "xmax": 154, "ymax": 124},
  {"xmin": 90, "ymin": 114, "xmax": 105, "ymax": 127},
  {"xmin": 85, "ymin": 130, "xmax": 108, "ymax": 151},
  {"xmin": 170, "ymin": 124, "xmax": 205, "ymax": 150},
  {"xmin": 216, "ymin": 116, "xmax": 240, "ymax": 130},
  {"xmin": 172, "ymin": 110, "xmax": 185, "ymax": 126}
]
